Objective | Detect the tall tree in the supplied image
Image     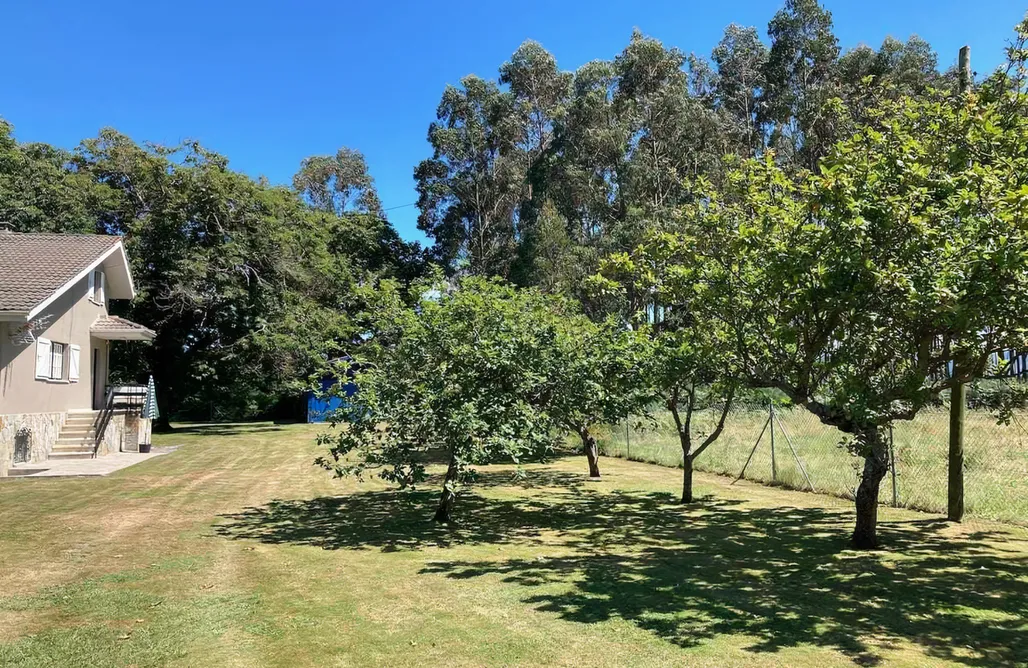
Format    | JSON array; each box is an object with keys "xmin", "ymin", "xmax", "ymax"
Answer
[
  {"xmin": 293, "ymin": 147, "xmax": 383, "ymax": 216},
  {"xmin": 0, "ymin": 119, "xmax": 99, "ymax": 233},
  {"xmin": 711, "ymin": 24, "xmax": 769, "ymax": 157},
  {"xmin": 691, "ymin": 76, "xmax": 1028, "ymax": 547},
  {"xmin": 760, "ymin": 0, "xmax": 842, "ymax": 169},
  {"xmin": 415, "ymin": 76, "xmax": 526, "ymax": 275}
]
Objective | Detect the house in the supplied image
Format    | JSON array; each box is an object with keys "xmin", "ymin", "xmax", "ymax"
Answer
[{"xmin": 0, "ymin": 231, "xmax": 156, "ymax": 476}]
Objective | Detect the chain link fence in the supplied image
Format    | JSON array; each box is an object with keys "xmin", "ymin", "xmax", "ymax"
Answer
[{"xmin": 599, "ymin": 401, "xmax": 1028, "ymax": 525}]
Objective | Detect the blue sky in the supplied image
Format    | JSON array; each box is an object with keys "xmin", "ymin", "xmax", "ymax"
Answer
[{"xmin": 2, "ymin": 1, "xmax": 1025, "ymax": 243}]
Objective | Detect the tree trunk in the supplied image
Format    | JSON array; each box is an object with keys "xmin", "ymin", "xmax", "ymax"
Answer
[
  {"xmin": 668, "ymin": 391, "xmax": 696, "ymax": 505},
  {"xmin": 852, "ymin": 430, "xmax": 890, "ymax": 549},
  {"xmin": 433, "ymin": 453, "xmax": 459, "ymax": 523},
  {"xmin": 579, "ymin": 426, "xmax": 601, "ymax": 478},
  {"xmin": 682, "ymin": 456, "xmax": 695, "ymax": 504}
]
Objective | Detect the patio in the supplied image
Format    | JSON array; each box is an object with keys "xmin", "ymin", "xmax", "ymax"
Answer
[{"xmin": 4, "ymin": 446, "xmax": 176, "ymax": 478}]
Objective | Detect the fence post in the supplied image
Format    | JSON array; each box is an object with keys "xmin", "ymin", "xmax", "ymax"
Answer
[
  {"xmin": 947, "ymin": 45, "xmax": 971, "ymax": 524},
  {"xmin": 625, "ymin": 416, "xmax": 630, "ymax": 461},
  {"xmin": 769, "ymin": 402, "xmax": 777, "ymax": 483},
  {"xmin": 889, "ymin": 424, "xmax": 898, "ymax": 508},
  {"xmin": 948, "ymin": 383, "xmax": 966, "ymax": 521}
]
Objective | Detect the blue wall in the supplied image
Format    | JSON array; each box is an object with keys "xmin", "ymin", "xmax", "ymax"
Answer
[{"xmin": 306, "ymin": 376, "xmax": 358, "ymax": 423}]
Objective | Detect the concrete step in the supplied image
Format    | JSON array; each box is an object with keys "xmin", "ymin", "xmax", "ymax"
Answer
[
  {"xmin": 64, "ymin": 417, "xmax": 99, "ymax": 425},
  {"xmin": 58, "ymin": 427, "xmax": 95, "ymax": 437},
  {"xmin": 54, "ymin": 440, "xmax": 96, "ymax": 448},
  {"xmin": 48, "ymin": 451, "xmax": 93, "ymax": 460},
  {"xmin": 52, "ymin": 442, "xmax": 94, "ymax": 450}
]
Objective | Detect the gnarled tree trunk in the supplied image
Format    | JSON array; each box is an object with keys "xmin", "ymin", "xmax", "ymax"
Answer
[
  {"xmin": 681, "ymin": 456, "xmax": 695, "ymax": 504},
  {"xmin": 433, "ymin": 452, "xmax": 460, "ymax": 523},
  {"xmin": 852, "ymin": 429, "xmax": 890, "ymax": 549},
  {"xmin": 579, "ymin": 425, "xmax": 601, "ymax": 478}
]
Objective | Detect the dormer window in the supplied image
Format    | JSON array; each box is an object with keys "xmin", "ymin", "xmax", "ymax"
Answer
[{"xmin": 88, "ymin": 269, "xmax": 105, "ymax": 306}]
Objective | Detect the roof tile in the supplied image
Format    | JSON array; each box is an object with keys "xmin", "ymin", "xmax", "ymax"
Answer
[{"xmin": 0, "ymin": 232, "xmax": 122, "ymax": 313}]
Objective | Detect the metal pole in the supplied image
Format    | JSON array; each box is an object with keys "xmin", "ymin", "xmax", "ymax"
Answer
[
  {"xmin": 769, "ymin": 402, "xmax": 777, "ymax": 483},
  {"xmin": 774, "ymin": 410, "xmax": 815, "ymax": 492},
  {"xmin": 733, "ymin": 413, "xmax": 771, "ymax": 485},
  {"xmin": 889, "ymin": 424, "xmax": 898, "ymax": 508}
]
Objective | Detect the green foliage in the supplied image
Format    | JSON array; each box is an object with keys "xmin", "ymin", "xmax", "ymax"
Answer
[
  {"xmin": 546, "ymin": 314, "xmax": 654, "ymax": 436},
  {"xmin": 607, "ymin": 31, "xmax": 1028, "ymax": 540},
  {"xmin": 318, "ymin": 276, "xmax": 572, "ymax": 520},
  {"xmin": 293, "ymin": 147, "xmax": 383, "ymax": 216},
  {"xmin": 1, "ymin": 122, "xmax": 421, "ymax": 421}
]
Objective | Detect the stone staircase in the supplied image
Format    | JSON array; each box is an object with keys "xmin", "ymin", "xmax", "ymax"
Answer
[{"xmin": 49, "ymin": 410, "xmax": 101, "ymax": 460}]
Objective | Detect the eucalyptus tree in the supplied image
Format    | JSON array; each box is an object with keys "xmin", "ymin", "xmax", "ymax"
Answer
[
  {"xmin": 837, "ymin": 36, "xmax": 942, "ymax": 129},
  {"xmin": 293, "ymin": 147, "xmax": 383, "ymax": 216},
  {"xmin": 759, "ymin": 0, "xmax": 842, "ymax": 169},
  {"xmin": 711, "ymin": 24, "xmax": 769, "ymax": 158},
  {"xmin": 415, "ymin": 75, "xmax": 527, "ymax": 275},
  {"xmin": 499, "ymin": 41, "xmax": 574, "ymax": 283}
]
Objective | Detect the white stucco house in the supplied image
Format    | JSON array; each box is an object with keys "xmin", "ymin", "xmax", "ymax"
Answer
[{"xmin": 0, "ymin": 230, "xmax": 156, "ymax": 475}]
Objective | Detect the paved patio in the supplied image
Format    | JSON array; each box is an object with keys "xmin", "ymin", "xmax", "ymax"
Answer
[{"xmin": 5, "ymin": 447, "xmax": 177, "ymax": 478}]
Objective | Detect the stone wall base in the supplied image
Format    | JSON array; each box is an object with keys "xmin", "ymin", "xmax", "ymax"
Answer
[
  {"xmin": 0, "ymin": 412, "xmax": 66, "ymax": 475},
  {"xmin": 0, "ymin": 411, "xmax": 151, "ymax": 476}
]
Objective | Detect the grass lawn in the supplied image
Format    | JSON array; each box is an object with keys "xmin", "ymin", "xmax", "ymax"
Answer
[{"xmin": 0, "ymin": 423, "xmax": 1026, "ymax": 667}]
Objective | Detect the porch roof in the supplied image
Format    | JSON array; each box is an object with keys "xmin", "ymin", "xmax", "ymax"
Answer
[{"xmin": 91, "ymin": 315, "xmax": 156, "ymax": 341}]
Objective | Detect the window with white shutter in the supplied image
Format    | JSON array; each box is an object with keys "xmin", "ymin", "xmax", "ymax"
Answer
[
  {"xmin": 35, "ymin": 338, "xmax": 52, "ymax": 379},
  {"xmin": 69, "ymin": 345, "xmax": 81, "ymax": 382}
]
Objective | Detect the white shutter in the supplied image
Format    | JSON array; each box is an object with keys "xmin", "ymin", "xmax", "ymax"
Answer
[
  {"xmin": 99, "ymin": 272, "xmax": 106, "ymax": 305},
  {"xmin": 69, "ymin": 345, "xmax": 81, "ymax": 382},
  {"xmin": 35, "ymin": 338, "xmax": 52, "ymax": 379},
  {"xmin": 87, "ymin": 271, "xmax": 95, "ymax": 300}
]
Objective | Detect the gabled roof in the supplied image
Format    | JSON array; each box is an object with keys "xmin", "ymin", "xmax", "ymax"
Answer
[
  {"xmin": 90, "ymin": 315, "xmax": 156, "ymax": 341},
  {"xmin": 0, "ymin": 232, "xmax": 135, "ymax": 320}
]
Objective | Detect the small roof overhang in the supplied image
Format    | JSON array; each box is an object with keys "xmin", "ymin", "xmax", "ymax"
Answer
[{"xmin": 90, "ymin": 315, "xmax": 156, "ymax": 341}]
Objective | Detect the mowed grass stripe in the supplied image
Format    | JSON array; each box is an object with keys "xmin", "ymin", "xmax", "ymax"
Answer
[{"xmin": 0, "ymin": 423, "xmax": 1024, "ymax": 667}]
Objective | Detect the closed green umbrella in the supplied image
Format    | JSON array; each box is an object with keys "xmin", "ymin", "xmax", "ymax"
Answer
[{"xmin": 142, "ymin": 375, "xmax": 159, "ymax": 420}]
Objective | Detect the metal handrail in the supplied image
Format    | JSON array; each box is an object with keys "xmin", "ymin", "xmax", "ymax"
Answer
[
  {"xmin": 92, "ymin": 388, "xmax": 116, "ymax": 458},
  {"xmin": 92, "ymin": 385, "xmax": 149, "ymax": 456}
]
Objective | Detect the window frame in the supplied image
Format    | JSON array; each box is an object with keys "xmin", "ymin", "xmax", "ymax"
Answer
[
  {"xmin": 88, "ymin": 269, "xmax": 105, "ymax": 306},
  {"xmin": 50, "ymin": 342, "xmax": 66, "ymax": 381},
  {"xmin": 35, "ymin": 338, "xmax": 71, "ymax": 382}
]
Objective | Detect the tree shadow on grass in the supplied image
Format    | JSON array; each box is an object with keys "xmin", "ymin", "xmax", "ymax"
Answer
[{"xmin": 215, "ymin": 479, "xmax": 1027, "ymax": 666}]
